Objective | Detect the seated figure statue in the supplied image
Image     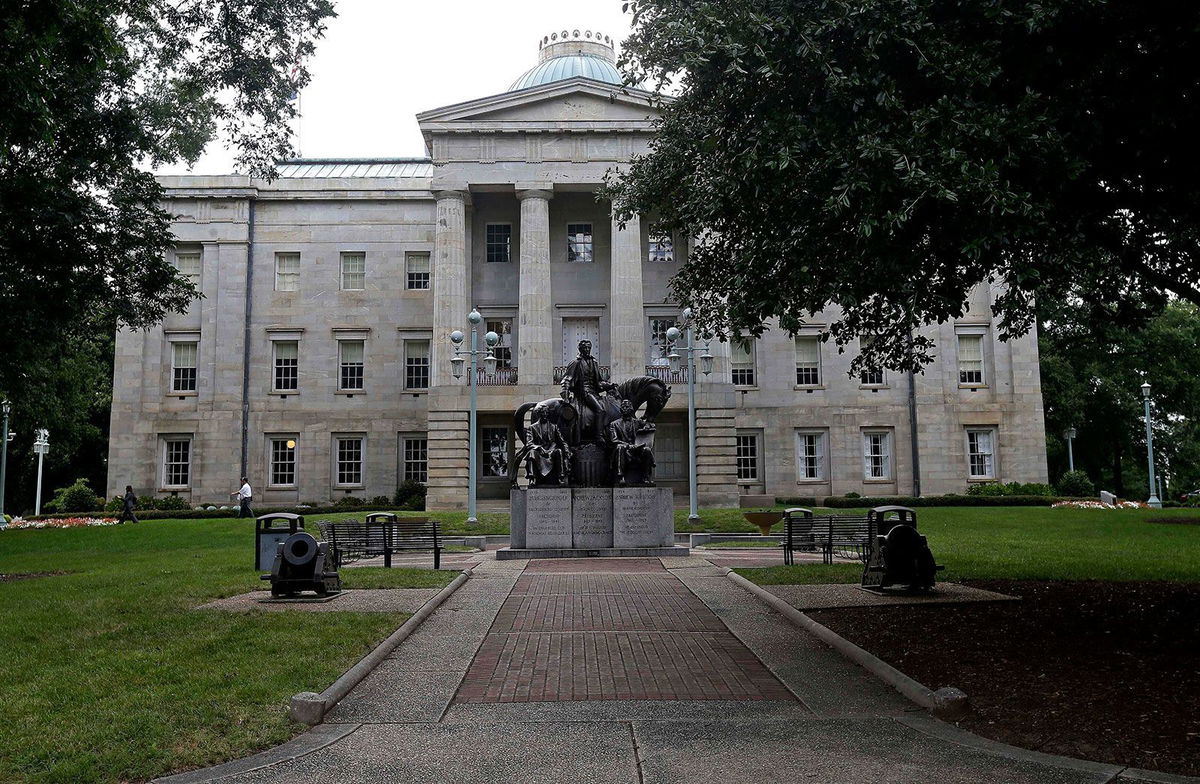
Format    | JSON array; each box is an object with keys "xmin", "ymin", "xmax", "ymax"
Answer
[
  {"xmin": 515, "ymin": 403, "xmax": 571, "ymax": 487},
  {"xmin": 606, "ymin": 398, "xmax": 655, "ymax": 486}
]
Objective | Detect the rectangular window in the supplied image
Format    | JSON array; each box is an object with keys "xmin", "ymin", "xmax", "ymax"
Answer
[
  {"xmin": 270, "ymin": 438, "xmax": 297, "ymax": 486},
  {"xmin": 731, "ymin": 338, "xmax": 756, "ymax": 387},
  {"xmin": 340, "ymin": 252, "xmax": 365, "ymax": 290},
  {"xmin": 647, "ymin": 317, "xmax": 677, "ymax": 364},
  {"xmin": 406, "ymin": 252, "xmax": 430, "ymax": 290},
  {"xmin": 275, "ymin": 252, "xmax": 300, "ymax": 292},
  {"xmin": 339, "ymin": 340, "xmax": 364, "ymax": 390},
  {"xmin": 335, "ymin": 437, "xmax": 364, "ymax": 486},
  {"xmin": 863, "ymin": 431, "xmax": 892, "ymax": 480},
  {"xmin": 648, "ymin": 226, "xmax": 674, "ymax": 263},
  {"xmin": 567, "ymin": 223, "xmax": 593, "ymax": 263},
  {"xmin": 404, "ymin": 339, "xmax": 430, "ymax": 390},
  {"xmin": 273, "ymin": 341, "xmax": 298, "ymax": 391},
  {"xmin": 958, "ymin": 334, "xmax": 984, "ymax": 385},
  {"xmin": 163, "ymin": 439, "xmax": 191, "ymax": 487},
  {"xmin": 735, "ymin": 434, "xmax": 759, "ymax": 481},
  {"xmin": 794, "ymin": 336, "xmax": 821, "ymax": 386},
  {"xmin": 481, "ymin": 427, "xmax": 509, "ymax": 478},
  {"xmin": 967, "ymin": 429, "xmax": 996, "ymax": 479},
  {"xmin": 175, "ymin": 249, "xmax": 201, "ymax": 288},
  {"xmin": 486, "ymin": 224, "xmax": 512, "ymax": 263},
  {"xmin": 402, "ymin": 436, "xmax": 428, "ymax": 483},
  {"xmin": 796, "ymin": 432, "xmax": 826, "ymax": 480},
  {"xmin": 485, "ymin": 319, "xmax": 514, "ymax": 369},
  {"xmin": 859, "ymin": 337, "xmax": 884, "ymax": 386},
  {"xmin": 172, "ymin": 342, "xmax": 197, "ymax": 392}
]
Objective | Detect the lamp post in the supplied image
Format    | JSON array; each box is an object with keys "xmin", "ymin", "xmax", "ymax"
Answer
[
  {"xmin": 0, "ymin": 399, "xmax": 10, "ymax": 521},
  {"xmin": 33, "ymin": 428, "xmax": 49, "ymax": 516},
  {"xmin": 1064, "ymin": 426, "xmax": 1077, "ymax": 473},
  {"xmin": 449, "ymin": 308, "xmax": 499, "ymax": 526},
  {"xmin": 1141, "ymin": 382, "xmax": 1161, "ymax": 508},
  {"xmin": 665, "ymin": 308, "xmax": 714, "ymax": 524}
]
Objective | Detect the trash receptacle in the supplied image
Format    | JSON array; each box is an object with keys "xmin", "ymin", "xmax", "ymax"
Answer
[
  {"xmin": 365, "ymin": 512, "xmax": 397, "ymax": 567},
  {"xmin": 256, "ymin": 513, "xmax": 305, "ymax": 571}
]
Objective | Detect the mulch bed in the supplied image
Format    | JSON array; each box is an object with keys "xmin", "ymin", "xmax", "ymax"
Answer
[
  {"xmin": 807, "ymin": 580, "xmax": 1200, "ymax": 777},
  {"xmin": 0, "ymin": 570, "xmax": 69, "ymax": 582}
]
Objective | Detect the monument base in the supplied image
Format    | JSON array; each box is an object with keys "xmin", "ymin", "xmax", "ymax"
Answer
[
  {"xmin": 496, "ymin": 545, "xmax": 690, "ymax": 560},
  {"xmin": 510, "ymin": 486, "xmax": 673, "ymax": 554}
]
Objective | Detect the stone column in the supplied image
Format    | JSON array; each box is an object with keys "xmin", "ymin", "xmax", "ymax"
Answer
[
  {"xmin": 517, "ymin": 187, "xmax": 553, "ymax": 385},
  {"xmin": 609, "ymin": 209, "xmax": 644, "ymax": 379},
  {"xmin": 432, "ymin": 189, "xmax": 469, "ymax": 385}
]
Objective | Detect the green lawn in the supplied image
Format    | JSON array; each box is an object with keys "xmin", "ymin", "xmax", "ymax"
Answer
[
  {"xmin": 0, "ymin": 517, "xmax": 454, "ymax": 784},
  {"xmin": 736, "ymin": 507, "xmax": 1200, "ymax": 584}
]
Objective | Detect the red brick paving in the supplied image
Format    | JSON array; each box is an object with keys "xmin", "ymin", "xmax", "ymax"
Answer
[{"xmin": 455, "ymin": 558, "xmax": 795, "ymax": 703}]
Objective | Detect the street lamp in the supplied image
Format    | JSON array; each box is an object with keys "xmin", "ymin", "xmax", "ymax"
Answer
[
  {"xmin": 665, "ymin": 308, "xmax": 713, "ymax": 524},
  {"xmin": 1064, "ymin": 426, "xmax": 1077, "ymax": 473},
  {"xmin": 1141, "ymin": 382, "xmax": 1161, "ymax": 508},
  {"xmin": 449, "ymin": 308, "xmax": 499, "ymax": 526},
  {"xmin": 0, "ymin": 399, "xmax": 10, "ymax": 522}
]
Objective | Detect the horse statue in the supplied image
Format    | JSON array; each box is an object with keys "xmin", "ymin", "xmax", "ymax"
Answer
[{"xmin": 512, "ymin": 376, "xmax": 672, "ymax": 449}]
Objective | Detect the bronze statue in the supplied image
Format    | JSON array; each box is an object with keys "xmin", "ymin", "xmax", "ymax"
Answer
[
  {"xmin": 606, "ymin": 398, "xmax": 656, "ymax": 486},
  {"xmin": 559, "ymin": 339, "xmax": 617, "ymax": 442},
  {"xmin": 512, "ymin": 403, "xmax": 571, "ymax": 487}
]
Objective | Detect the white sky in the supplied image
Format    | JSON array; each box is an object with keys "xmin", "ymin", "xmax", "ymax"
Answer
[{"xmin": 157, "ymin": 0, "xmax": 634, "ymax": 175}]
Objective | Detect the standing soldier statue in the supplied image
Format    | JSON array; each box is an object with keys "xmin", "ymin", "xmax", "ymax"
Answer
[{"xmin": 559, "ymin": 339, "xmax": 616, "ymax": 442}]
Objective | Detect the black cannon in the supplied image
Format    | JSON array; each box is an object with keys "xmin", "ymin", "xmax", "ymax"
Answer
[
  {"xmin": 260, "ymin": 531, "xmax": 342, "ymax": 598},
  {"xmin": 860, "ymin": 506, "xmax": 943, "ymax": 593}
]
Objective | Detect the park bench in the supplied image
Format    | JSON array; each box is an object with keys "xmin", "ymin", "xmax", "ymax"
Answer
[
  {"xmin": 783, "ymin": 507, "xmax": 873, "ymax": 565},
  {"xmin": 315, "ymin": 513, "xmax": 442, "ymax": 569}
]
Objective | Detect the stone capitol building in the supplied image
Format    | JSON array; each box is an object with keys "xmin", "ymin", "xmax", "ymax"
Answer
[{"xmin": 107, "ymin": 30, "xmax": 1049, "ymax": 509}]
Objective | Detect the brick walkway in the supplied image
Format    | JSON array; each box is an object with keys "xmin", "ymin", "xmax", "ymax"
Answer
[{"xmin": 454, "ymin": 558, "xmax": 795, "ymax": 703}]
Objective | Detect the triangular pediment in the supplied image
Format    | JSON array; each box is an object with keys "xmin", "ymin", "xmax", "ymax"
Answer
[{"xmin": 417, "ymin": 78, "xmax": 664, "ymax": 128}]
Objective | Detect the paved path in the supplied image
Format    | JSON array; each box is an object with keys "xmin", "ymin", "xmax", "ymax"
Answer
[{"xmin": 175, "ymin": 555, "xmax": 1183, "ymax": 784}]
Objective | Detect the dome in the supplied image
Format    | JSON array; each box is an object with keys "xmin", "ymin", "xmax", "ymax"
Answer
[{"xmin": 509, "ymin": 30, "xmax": 623, "ymax": 91}]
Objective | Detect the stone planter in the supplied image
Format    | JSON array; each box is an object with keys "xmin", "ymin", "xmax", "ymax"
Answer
[{"xmin": 743, "ymin": 511, "xmax": 783, "ymax": 537}]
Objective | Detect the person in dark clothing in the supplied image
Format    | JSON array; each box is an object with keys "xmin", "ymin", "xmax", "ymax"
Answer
[{"xmin": 117, "ymin": 485, "xmax": 139, "ymax": 524}]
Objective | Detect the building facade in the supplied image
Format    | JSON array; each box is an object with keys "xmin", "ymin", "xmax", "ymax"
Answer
[{"xmin": 107, "ymin": 31, "xmax": 1049, "ymax": 508}]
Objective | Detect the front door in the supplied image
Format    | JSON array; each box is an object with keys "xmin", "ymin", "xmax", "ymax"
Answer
[{"xmin": 562, "ymin": 317, "xmax": 600, "ymax": 364}]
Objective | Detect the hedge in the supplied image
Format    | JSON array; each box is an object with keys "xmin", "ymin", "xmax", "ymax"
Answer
[
  {"xmin": 775, "ymin": 494, "xmax": 1088, "ymax": 508},
  {"xmin": 24, "ymin": 502, "xmax": 407, "ymax": 522}
]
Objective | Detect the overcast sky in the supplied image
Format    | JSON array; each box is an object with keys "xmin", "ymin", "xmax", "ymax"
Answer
[{"xmin": 157, "ymin": 0, "xmax": 634, "ymax": 175}]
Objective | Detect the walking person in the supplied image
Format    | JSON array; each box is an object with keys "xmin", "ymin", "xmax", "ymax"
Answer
[
  {"xmin": 231, "ymin": 476, "xmax": 255, "ymax": 518},
  {"xmin": 117, "ymin": 485, "xmax": 139, "ymax": 524}
]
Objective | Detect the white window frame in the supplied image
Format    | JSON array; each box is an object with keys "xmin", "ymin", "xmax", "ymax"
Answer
[
  {"xmin": 966, "ymin": 428, "xmax": 997, "ymax": 479},
  {"xmin": 272, "ymin": 340, "xmax": 298, "ymax": 392},
  {"xmin": 404, "ymin": 339, "xmax": 431, "ymax": 391},
  {"xmin": 340, "ymin": 251, "xmax": 366, "ymax": 291},
  {"xmin": 566, "ymin": 222, "xmax": 594, "ymax": 263},
  {"xmin": 338, "ymin": 340, "xmax": 365, "ymax": 391},
  {"xmin": 171, "ymin": 341, "xmax": 198, "ymax": 393},
  {"xmin": 405, "ymin": 252, "xmax": 431, "ymax": 290},
  {"xmin": 268, "ymin": 436, "xmax": 299, "ymax": 488},
  {"xmin": 862, "ymin": 430, "xmax": 893, "ymax": 481},
  {"xmin": 400, "ymin": 434, "xmax": 428, "ymax": 484},
  {"xmin": 161, "ymin": 437, "xmax": 192, "ymax": 489},
  {"xmin": 275, "ymin": 252, "xmax": 300, "ymax": 292},
  {"xmin": 333, "ymin": 435, "xmax": 365, "ymax": 488},
  {"xmin": 956, "ymin": 328, "xmax": 987, "ymax": 387},
  {"xmin": 795, "ymin": 430, "xmax": 827, "ymax": 481},
  {"xmin": 735, "ymin": 431, "xmax": 761, "ymax": 482},
  {"xmin": 647, "ymin": 225, "xmax": 675, "ymax": 263},
  {"xmin": 174, "ymin": 247, "xmax": 201, "ymax": 289},
  {"xmin": 731, "ymin": 337, "xmax": 757, "ymax": 387},
  {"xmin": 646, "ymin": 315, "xmax": 678, "ymax": 364},
  {"xmin": 794, "ymin": 335, "xmax": 822, "ymax": 387},
  {"xmin": 484, "ymin": 319, "xmax": 514, "ymax": 370},
  {"xmin": 485, "ymin": 223, "xmax": 512, "ymax": 263}
]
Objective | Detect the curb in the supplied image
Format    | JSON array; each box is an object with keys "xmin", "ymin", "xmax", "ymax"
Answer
[
  {"xmin": 290, "ymin": 566, "xmax": 474, "ymax": 725},
  {"xmin": 151, "ymin": 723, "xmax": 360, "ymax": 783},
  {"xmin": 723, "ymin": 568, "xmax": 970, "ymax": 719}
]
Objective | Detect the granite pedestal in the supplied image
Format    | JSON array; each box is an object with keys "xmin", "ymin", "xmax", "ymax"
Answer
[{"xmin": 501, "ymin": 486, "xmax": 687, "ymax": 559}]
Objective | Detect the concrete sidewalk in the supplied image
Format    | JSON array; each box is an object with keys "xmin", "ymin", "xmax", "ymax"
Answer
[{"xmin": 165, "ymin": 554, "xmax": 1190, "ymax": 784}]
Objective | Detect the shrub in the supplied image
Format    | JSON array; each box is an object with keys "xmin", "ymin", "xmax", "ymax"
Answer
[
  {"xmin": 45, "ymin": 478, "xmax": 103, "ymax": 513},
  {"xmin": 844, "ymin": 491, "xmax": 861, "ymax": 499},
  {"xmin": 369, "ymin": 495, "xmax": 391, "ymax": 506},
  {"xmin": 153, "ymin": 495, "xmax": 191, "ymax": 511},
  {"xmin": 967, "ymin": 481, "xmax": 1055, "ymax": 497},
  {"xmin": 1056, "ymin": 470, "xmax": 1095, "ymax": 498},
  {"xmin": 333, "ymin": 495, "xmax": 364, "ymax": 509},
  {"xmin": 104, "ymin": 495, "xmax": 124, "ymax": 513},
  {"xmin": 393, "ymin": 480, "xmax": 427, "ymax": 511},
  {"xmin": 966, "ymin": 483, "xmax": 1008, "ymax": 496},
  {"xmin": 137, "ymin": 495, "xmax": 156, "ymax": 510}
]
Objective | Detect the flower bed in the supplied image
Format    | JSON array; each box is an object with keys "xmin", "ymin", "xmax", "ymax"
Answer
[
  {"xmin": 4, "ymin": 516, "xmax": 120, "ymax": 530},
  {"xmin": 1050, "ymin": 500, "xmax": 1147, "ymax": 509}
]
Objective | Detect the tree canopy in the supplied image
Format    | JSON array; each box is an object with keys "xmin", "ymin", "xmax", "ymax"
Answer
[
  {"xmin": 607, "ymin": 0, "xmax": 1200, "ymax": 372},
  {"xmin": 0, "ymin": 0, "xmax": 335, "ymax": 419}
]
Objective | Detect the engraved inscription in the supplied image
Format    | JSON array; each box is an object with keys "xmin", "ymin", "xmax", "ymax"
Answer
[
  {"xmin": 525, "ymin": 488, "xmax": 572, "ymax": 549},
  {"xmin": 573, "ymin": 488, "xmax": 613, "ymax": 548}
]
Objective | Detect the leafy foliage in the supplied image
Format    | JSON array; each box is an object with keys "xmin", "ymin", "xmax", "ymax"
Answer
[
  {"xmin": 608, "ymin": 1, "xmax": 1200, "ymax": 372},
  {"xmin": 966, "ymin": 482, "xmax": 1056, "ymax": 498},
  {"xmin": 394, "ymin": 480, "xmax": 428, "ymax": 511},
  {"xmin": 1057, "ymin": 470, "xmax": 1096, "ymax": 498},
  {"xmin": 44, "ymin": 477, "xmax": 103, "ymax": 513}
]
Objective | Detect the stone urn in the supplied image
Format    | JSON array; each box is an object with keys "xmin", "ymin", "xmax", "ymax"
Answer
[{"xmin": 743, "ymin": 511, "xmax": 783, "ymax": 537}]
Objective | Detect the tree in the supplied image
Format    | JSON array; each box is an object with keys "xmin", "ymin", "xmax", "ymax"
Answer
[
  {"xmin": 607, "ymin": 0, "xmax": 1200, "ymax": 372},
  {"xmin": 0, "ymin": 0, "xmax": 334, "ymax": 500}
]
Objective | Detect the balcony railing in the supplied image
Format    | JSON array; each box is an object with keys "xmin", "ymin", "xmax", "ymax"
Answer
[
  {"xmin": 466, "ymin": 367, "xmax": 518, "ymax": 386},
  {"xmin": 553, "ymin": 365, "xmax": 611, "ymax": 384},
  {"xmin": 644, "ymin": 364, "xmax": 688, "ymax": 384}
]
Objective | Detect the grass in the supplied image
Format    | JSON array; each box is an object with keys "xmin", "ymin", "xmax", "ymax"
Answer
[
  {"xmin": 698, "ymin": 539, "xmax": 782, "ymax": 548},
  {"xmin": 735, "ymin": 507, "xmax": 1200, "ymax": 584},
  {"xmin": 0, "ymin": 517, "xmax": 454, "ymax": 784}
]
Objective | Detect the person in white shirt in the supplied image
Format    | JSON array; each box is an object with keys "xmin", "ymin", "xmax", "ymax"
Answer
[{"xmin": 230, "ymin": 477, "xmax": 254, "ymax": 518}]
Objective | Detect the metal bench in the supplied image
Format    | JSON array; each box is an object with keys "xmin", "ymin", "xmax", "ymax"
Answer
[
  {"xmin": 783, "ymin": 507, "xmax": 872, "ymax": 565},
  {"xmin": 316, "ymin": 513, "xmax": 442, "ymax": 569}
]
